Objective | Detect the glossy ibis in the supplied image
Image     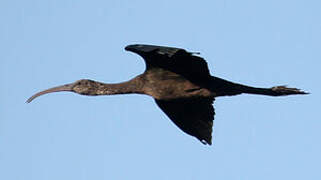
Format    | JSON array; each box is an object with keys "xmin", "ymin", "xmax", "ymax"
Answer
[{"xmin": 27, "ymin": 44, "xmax": 307, "ymax": 145}]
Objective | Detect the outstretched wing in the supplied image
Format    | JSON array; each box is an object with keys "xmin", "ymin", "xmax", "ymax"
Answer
[
  {"xmin": 155, "ymin": 98, "xmax": 215, "ymax": 145},
  {"xmin": 125, "ymin": 44, "xmax": 211, "ymax": 80}
]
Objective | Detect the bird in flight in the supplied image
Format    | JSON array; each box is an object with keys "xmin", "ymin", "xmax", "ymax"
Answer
[{"xmin": 27, "ymin": 44, "xmax": 307, "ymax": 145}]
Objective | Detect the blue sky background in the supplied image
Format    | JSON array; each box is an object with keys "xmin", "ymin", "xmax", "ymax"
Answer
[{"xmin": 1, "ymin": 0, "xmax": 320, "ymax": 179}]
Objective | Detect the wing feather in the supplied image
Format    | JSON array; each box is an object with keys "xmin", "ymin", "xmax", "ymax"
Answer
[
  {"xmin": 126, "ymin": 44, "xmax": 211, "ymax": 79},
  {"xmin": 147, "ymin": 49, "xmax": 211, "ymax": 79},
  {"xmin": 155, "ymin": 98, "xmax": 215, "ymax": 145}
]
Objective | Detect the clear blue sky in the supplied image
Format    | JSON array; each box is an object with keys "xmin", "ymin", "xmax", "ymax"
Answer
[{"xmin": 1, "ymin": 0, "xmax": 320, "ymax": 179}]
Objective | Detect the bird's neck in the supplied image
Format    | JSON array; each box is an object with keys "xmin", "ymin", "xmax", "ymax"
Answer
[{"xmin": 86, "ymin": 77, "xmax": 144, "ymax": 96}]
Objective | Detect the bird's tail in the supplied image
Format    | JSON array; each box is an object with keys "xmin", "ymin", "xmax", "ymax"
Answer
[{"xmin": 212, "ymin": 77, "xmax": 308, "ymax": 97}]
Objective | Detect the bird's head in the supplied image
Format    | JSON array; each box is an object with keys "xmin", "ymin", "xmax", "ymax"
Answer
[
  {"xmin": 26, "ymin": 79, "xmax": 98, "ymax": 103},
  {"xmin": 71, "ymin": 79, "xmax": 100, "ymax": 95}
]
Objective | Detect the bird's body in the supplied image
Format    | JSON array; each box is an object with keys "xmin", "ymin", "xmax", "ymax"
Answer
[
  {"xmin": 138, "ymin": 69, "xmax": 211, "ymax": 100},
  {"xmin": 27, "ymin": 44, "xmax": 307, "ymax": 145}
]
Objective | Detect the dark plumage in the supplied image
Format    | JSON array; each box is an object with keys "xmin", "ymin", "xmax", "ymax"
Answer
[{"xmin": 27, "ymin": 44, "xmax": 308, "ymax": 145}]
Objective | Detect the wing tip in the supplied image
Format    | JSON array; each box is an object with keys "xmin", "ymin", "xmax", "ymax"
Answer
[{"xmin": 200, "ymin": 138, "xmax": 212, "ymax": 145}]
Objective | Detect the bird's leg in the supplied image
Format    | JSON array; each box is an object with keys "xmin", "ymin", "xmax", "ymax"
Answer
[{"xmin": 211, "ymin": 77, "xmax": 308, "ymax": 97}]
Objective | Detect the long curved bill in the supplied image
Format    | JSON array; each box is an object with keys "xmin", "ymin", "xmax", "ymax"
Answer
[{"xmin": 26, "ymin": 83, "xmax": 74, "ymax": 103}]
